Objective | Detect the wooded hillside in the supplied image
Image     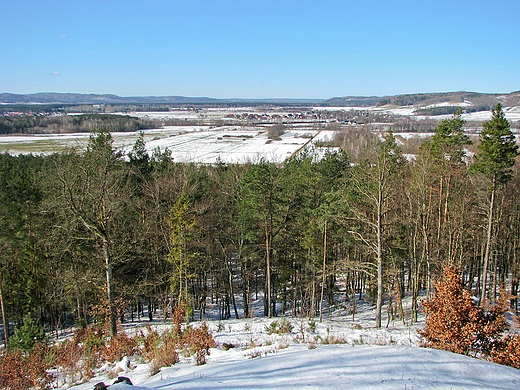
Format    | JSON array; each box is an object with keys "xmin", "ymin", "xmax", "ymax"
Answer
[{"xmin": 0, "ymin": 105, "xmax": 518, "ymax": 345}]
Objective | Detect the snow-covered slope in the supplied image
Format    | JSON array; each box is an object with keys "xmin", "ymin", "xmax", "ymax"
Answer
[
  {"xmin": 61, "ymin": 305, "xmax": 520, "ymax": 390},
  {"xmin": 71, "ymin": 344, "xmax": 520, "ymax": 390}
]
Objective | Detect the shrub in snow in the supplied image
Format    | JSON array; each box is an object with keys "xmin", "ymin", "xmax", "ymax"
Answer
[
  {"xmin": 264, "ymin": 321, "xmax": 278, "ymax": 335},
  {"xmin": 136, "ymin": 324, "xmax": 160, "ymax": 361},
  {"xmin": 54, "ymin": 325, "xmax": 108, "ymax": 385},
  {"xmin": 420, "ymin": 264, "xmax": 508, "ymax": 357},
  {"xmin": 171, "ymin": 303, "xmax": 187, "ymax": 336},
  {"xmin": 149, "ymin": 305, "xmax": 216, "ymax": 375},
  {"xmin": 55, "ymin": 337, "xmax": 89, "ymax": 384},
  {"xmin": 149, "ymin": 331, "xmax": 179, "ymax": 376},
  {"xmin": 82, "ymin": 325, "xmax": 108, "ymax": 369},
  {"xmin": 489, "ymin": 334, "xmax": 520, "ymax": 369},
  {"xmin": 264, "ymin": 318, "xmax": 294, "ymax": 335},
  {"xmin": 104, "ymin": 329, "xmax": 138, "ymax": 362},
  {"xmin": 222, "ymin": 342, "xmax": 235, "ymax": 350},
  {"xmin": 183, "ymin": 322, "xmax": 216, "ymax": 365},
  {"xmin": 0, "ymin": 343, "xmax": 53, "ymax": 390},
  {"xmin": 170, "ymin": 304, "xmax": 216, "ymax": 365}
]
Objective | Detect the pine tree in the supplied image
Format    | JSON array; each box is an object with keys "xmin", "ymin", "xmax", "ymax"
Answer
[
  {"xmin": 0, "ymin": 153, "xmax": 46, "ymax": 347},
  {"xmin": 421, "ymin": 109, "xmax": 470, "ymax": 165},
  {"xmin": 54, "ymin": 129, "xmax": 127, "ymax": 336},
  {"xmin": 470, "ymin": 103, "xmax": 519, "ymax": 304},
  {"xmin": 128, "ymin": 131, "xmax": 151, "ymax": 178},
  {"xmin": 9, "ymin": 314, "xmax": 47, "ymax": 352},
  {"xmin": 239, "ymin": 160, "xmax": 283, "ymax": 317},
  {"xmin": 167, "ymin": 192, "xmax": 198, "ymax": 310},
  {"xmin": 347, "ymin": 132, "xmax": 405, "ymax": 328}
]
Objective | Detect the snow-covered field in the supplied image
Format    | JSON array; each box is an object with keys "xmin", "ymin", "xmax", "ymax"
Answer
[
  {"xmin": 2, "ymin": 103, "xmax": 519, "ymax": 159},
  {"xmin": 313, "ymin": 103, "xmax": 520, "ymax": 122},
  {"xmin": 58, "ymin": 296, "xmax": 520, "ymax": 390},
  {"xmin": 0, "ymin": 126, "xmax": 319, "ymax": 164},
  {"xmin": 128, "ymin": 127, "xmax": 319, "ymax": 164}
]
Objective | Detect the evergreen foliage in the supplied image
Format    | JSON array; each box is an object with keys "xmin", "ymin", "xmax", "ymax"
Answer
[
  {"xmin": 471, "ymin": 103, "xmax": 519, "ymax": 184},
  {"xmin": 470, "ymin": 104, "xmax": 519, "ymax": 303},
  {"xmin": 167, "ymin": 192, "xmax": 199, "ymax": 309},
  {"xmin": 421, "ymin": 109, "xmax": 470, "ymax": 166},
  {"xmin": 128, "ymin": 131, "xmax": 152, "ymax": 178},
  {"xmin": 345, "ymin": 132, "xmax": 406, "ymax": 327},
  {"xmin": 9, "ymin": 314, "xmax": 48, "ymax": 352}
]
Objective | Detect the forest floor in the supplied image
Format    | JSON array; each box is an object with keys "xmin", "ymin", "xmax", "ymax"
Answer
[{"xmin": 56, "ymin": 293, "xmax": 520, "ymax": 390}]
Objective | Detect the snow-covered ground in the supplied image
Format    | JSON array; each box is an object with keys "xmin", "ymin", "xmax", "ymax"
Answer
[
  {"xmin": 88, "ymin": 344, "xmax": 520, "ymax": 390},
  {"xmin": 130, "ymin": 127, "xmax": 318, "ymax": 164},
  {"xmin": 58, "ymin": 294, "xmax": 520, "ymax": 390},
  {"xmin": 2, "ymin": 104, "xmax": 519, "ymax": 158},
  {"xmin": 0, "ymin": 126, "xmax": 319, "ymax": 164},
  {"xmin": 313, "ymin": 103, "xmax": 520, "ymax": 122}
]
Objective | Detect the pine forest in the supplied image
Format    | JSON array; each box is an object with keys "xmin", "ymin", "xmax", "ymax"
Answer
[{"xmin": 1, "ymin": 104, "xmax": 519, "ymax": 350}]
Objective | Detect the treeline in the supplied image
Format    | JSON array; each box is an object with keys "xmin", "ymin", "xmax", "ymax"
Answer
[
  {"xmin": 323, "ymin": 109, "xmax": 443, "ymax": 132},
  {"xmin": 0, "ymin": 112, "xmax": 240, "ymax": 135},
  {"xmin": 0, "ymin": 114, "xmax": 159, "ymax": 135},
  {"xmin": 375, "ymin": 92, "xmax": 499, "ymax": 108},
  {"xmin": 0, "ymin": 104, "xmax": 519, "ymax": 345},
  {"xmin": 331, "ymin": 109, "xmax": 395, "ymax": 124},
  {"xmin": 414, "ymin": 104, "xmax": 493, "ymax": 116}
]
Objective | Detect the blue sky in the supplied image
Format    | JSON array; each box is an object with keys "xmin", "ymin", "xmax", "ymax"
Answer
[{"xmin": 2, "ymin": 0, "xmax": 519, "ymax": 99}]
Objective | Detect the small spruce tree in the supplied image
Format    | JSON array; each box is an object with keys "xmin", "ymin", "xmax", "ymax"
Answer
[{"xmin": 9, "ymin": 314, "xmax": 48, "ymax": 352}]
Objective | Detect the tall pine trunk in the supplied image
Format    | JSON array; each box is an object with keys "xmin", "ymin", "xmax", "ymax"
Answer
[
  {"xmin": 265, "ymin": 227, "xmax": 272, "ymax": 318},
  {"xmin": 103, "ymin": 237, "xmax": 117, "ymax": 337},
  {"xmin": 376, "ymin": 189, "xmax": 384, "ymax": 328},
  {"xmin": 481, "ymin": 175, "xmax": 496, "ymax": 305},
  {"xmin": 319, "ymin": 221, "xmax": 328, "ymax": 322},
  {"xmin": 0, "ymin": 281, "xmax": 9, "ymax": 348}
]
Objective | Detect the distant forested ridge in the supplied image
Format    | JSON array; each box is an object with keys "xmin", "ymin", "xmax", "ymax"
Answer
[
  {"xmin": 414, "ymin": 103, "xmax": 495, "ymax": 116},
  {"xmin": 0, "ymin": 114, "xmax": 156, "ymax": 135},
  {"xmin": 3, "ymin": 90, "xmax": 520, "ymax": 108},
  {"xmin": 324, "ymin": 91, "xmax": 520, "ymax": 108},
  {"xmin": 0, "ymin": 92, "xmax": 322, "ymax": 105},
  {"xmin": 0, "ymin": 92, "xmax": 220, "ymax": 105}
]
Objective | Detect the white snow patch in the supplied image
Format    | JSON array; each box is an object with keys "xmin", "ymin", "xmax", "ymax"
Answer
[
  {"xmin": 58, "ymin": 291, "xmax": 520, "ymax": 390},
  {"xmin": 69, "ymin": 344, "xmax": 520, "ymax": 390}
]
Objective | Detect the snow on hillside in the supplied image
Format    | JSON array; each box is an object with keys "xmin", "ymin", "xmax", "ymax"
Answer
[
  {"xmin": 314, "ymin": 103, "xmax": 520, "ymax": 122},
  {"xmin": 129, "ymin": 345, "xmax": 520, "ymax": 390},
  {"xmin": 60, "ymin": 296, "xmax": 520, "ymax": 390},
  {"xmin": 65, "ymin": 336, "xmax": 520, "ymax": 390},
  {"xmin": 424, "ymin": 101, "xmax": 473, "ymax": 108}
]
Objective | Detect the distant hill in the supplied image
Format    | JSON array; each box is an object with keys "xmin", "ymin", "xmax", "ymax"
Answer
[
  {"xmin": 0, "ymin": 93, "xmax": 323, "ymax": 105},
  {"xmin": 321, "ymin": 96, "xmax": 382, "ymax": 107},
  {"xmin": 0, "ymin": 93, "xmax": 219, "ymax": 104},
  {"xmin": 323, "ymin": 91, "xmax": 520, "ymax": 108},
  {"xmin": 2, "ymin": 91, "xmax": 520, "ymax": 111}
]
